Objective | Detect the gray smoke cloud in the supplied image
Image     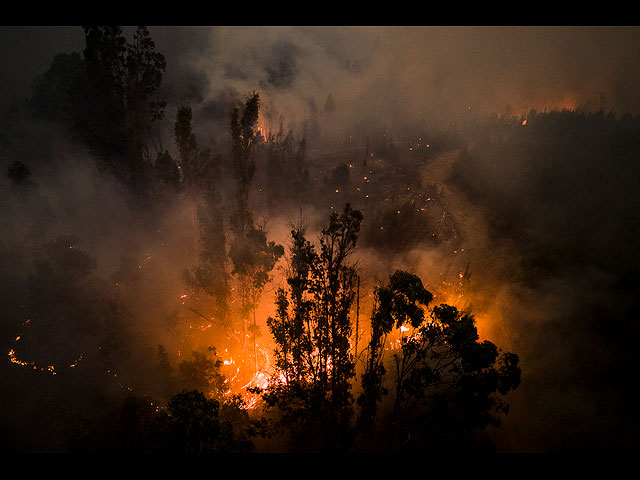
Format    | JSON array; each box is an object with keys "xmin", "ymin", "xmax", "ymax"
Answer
[
  {"xmin": 170, "ymin": 26, "xmax": 640, "ymax": 143},
  {"xmin": 6, "ymin": 26, "xmax": 638, "ymax": 145}
]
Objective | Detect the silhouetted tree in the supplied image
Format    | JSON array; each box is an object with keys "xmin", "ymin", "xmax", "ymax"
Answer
[
  {"xmin": 77, "ymin": 26, "xmax": 166, "ymax": 196},
  {"xmin": 357, "ymin": 270, "xmax": 433, "ymax": 437},
  {"xmin": 153, "ymin": 150, "xmax": 180, "ymax": 194},
  {"xmin": 184, "ymin": 186, "xmax": 231, "ymax": 328},
  {"xmin": 174, "ymin": 347, "xmax": 227, "ymax": 398},
  {"xmin": 174, "ymin": 104, "xmax": 199, "ymax": 189},
  {"xmin": 157, "ymin": 344, "xmax": 175, "ymax": 400},
  {"xmin": 115, "ymin": 388, "xmax": 250, "ymax": 453},
  {"xmin": 22, "ymin": 236, "xmax": 101, "ymax": 367},
  {"xmin": 176, "ymin": 104, "xmax": 231, "ymax": 329},
  {"xmin": 357, "ymin": 270, "xmax": 521, "ymax": 452},
  {"xmin": 331, "ymin": 163, "xmax": 350, "ymax": 188},
  {"xmin": 227, "ymin": 92, "xmax": 286, "ymax": 371},
  {"xmin": 228, "ymin": 224, "xmax": 284, "ymax": 371},
  {"xmin": 28, "ymin": 27, "xmax": 168, "ymax": 197},
  {"xmin": 257, "ymin": 204, "xmax": 363, "ymax": 451},
  {"xmin": 122, "ymin": 344, "xmax": 253, "ymax": 452},
  {"xmin": 29, "ymin": 51, "xmax": 86, "ymax": 124},
  {"xmin": 164, "ymin": 390, "xmax": 243, "ymax": 453},
  {"xmin": 124, "ymin": 26, "xmax": 166, "ymax": 153},
  {"xmin": 116, "ymin": 394, "xmax": 170, "ymax": 452},
  {"xmin": 230, "ymin": 92, "xmax": 260, "ymax": 238},
  {"xmin": 261, "ymin": 122, "xmax": 308, "ymax": 210}
]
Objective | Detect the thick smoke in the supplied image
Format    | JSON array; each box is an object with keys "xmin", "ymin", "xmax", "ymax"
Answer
[
  {"xmin": 181, "ymin": 26, "xmax": 640, "ymax": 143},
  {"xmin": 178, "ymin": 26, "xmax": 640, "ymax": 453}
]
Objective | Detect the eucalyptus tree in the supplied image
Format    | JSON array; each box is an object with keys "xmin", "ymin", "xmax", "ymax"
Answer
[{"xmin": 258, "ymin": 204, "xmax": 363, "ymax": 451}]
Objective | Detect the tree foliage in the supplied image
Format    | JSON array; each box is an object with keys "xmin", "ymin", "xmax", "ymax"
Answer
[
  {"xmin": 358, "ymin": 271, "xmax": 521, "ymax": 452},
  {"xmin": 230, "ymin": 92, "xmax": 260, "ymax": 237},
  {"xmin": 177, "ymin": 103, "xmax": 230, "ymax": 328},
  {"xmin": 117, "ymin": 389, "xmax": 249, "ymax": 453},
  {"xmin": 32, "ymin": 26, "xmax": 167, "ymax": 196},
  {"xmin": 262, "ymin": 123, "xmax": 309, "ymax": 209},
  {"xmin": 174, "ymin": 104, "xmax": 199, "ymax": 190},
  {"xmin": 257, "ymin": 204, "xmax": 363, "ymax": 451},
  {"xmin": 357, "ymin": 270, "xmax": 433, "ymax": 436},
  {"xmin": 229, "ymin": 224, "xmax": 284, "ymax": 370},
  {"xmin": 252, "ymin": 207, "xmax": 520, "ymax": 452},
  {"xmin": 30, "ymin": 51, "xmax": 86, "ymax": 124},
  {"xmin": 6, "ymin": 28, "xmax": 529, "ymax": 453}
]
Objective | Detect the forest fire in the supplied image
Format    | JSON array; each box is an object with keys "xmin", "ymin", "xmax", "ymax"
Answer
[
  {"xmin": 7, "ymin": 345, "xmax": 83, "ymax": 375},
  {"xmin": 2, "ymin": 25, "xmax": 639, "ymax": 454}
]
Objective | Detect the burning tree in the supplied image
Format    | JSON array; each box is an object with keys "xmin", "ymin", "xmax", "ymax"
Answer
[
  {"xmin": 250, "ymin": 207, "xmax": 520, "ymax": 453},
  {"xmin": 228, "ymin": 224, "xmax": 284, "ymax": 373},
  {"xmin": 357, "ymin": 270, "xmax": 521, "ymax": 452},
  {"xmin": 356, "ymin": 269, "xmax": 433, "ymax": 437},
  {"xmin": 227, "ymin": 92, "xmax": 284, "ymax": 374},
  {"xmin": 255, "ymin": 203, "xmax": 363, "ymax": 451}
]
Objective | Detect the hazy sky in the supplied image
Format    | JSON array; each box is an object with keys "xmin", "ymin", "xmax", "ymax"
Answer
[
  {"xmin": 167, "ymin": 26, "xmax": 640, "ymax": 137},
  {"xmin": 2, "ymin": 26, "xmax": 640, "ymax": 130}
]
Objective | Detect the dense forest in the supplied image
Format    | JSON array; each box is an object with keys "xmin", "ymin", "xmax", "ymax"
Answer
[{"xmin": 1, "ymin": 26, "xmax": 638, "ymax": 453}]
